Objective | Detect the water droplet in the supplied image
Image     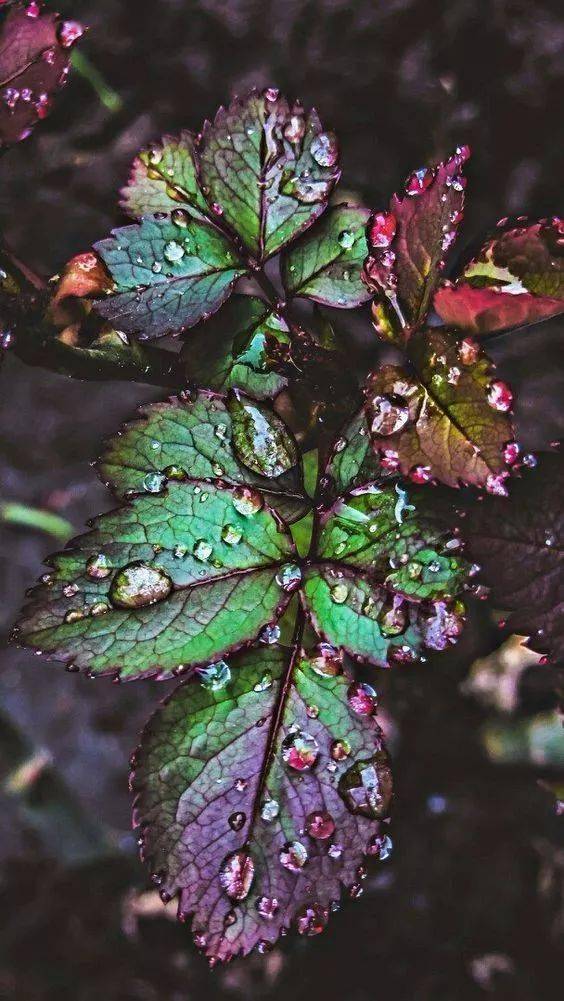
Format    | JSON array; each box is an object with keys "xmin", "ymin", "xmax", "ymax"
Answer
[
  {"xmin": 90, "ymin": 602, "xmax": 109, "ymax": 617},
  {"xmin": 57, "ymin": 20, "xmax": 84, "ymax": 48},
  {"xmin": 235, "ymin": 777, "xmax": 248, "ymax": 792},
  {"xmin": 63, "ymin": 583, "xmax": 79, "ymax": 598},
  {"xmin": 279, "ymin": 840, "xmax": 308, "ymax": 872},
  {"xmin": 264, "ymin": 87, "xmax": 280, "ymax": 102},
  {"xmin": 338, "ymin": 752, "xmax": 393, "ymax": 819},
  {"xmin": 367, "ymin": 833, "xmax": 393, "ymax": 861},
  {"xmin": 197, "ymin": 660, "xmax": 231, "ymax": 691},
  {"xmin": 214, "ymin": 422, "xmax": 228, "ymax": 441},
  {"xmin": 257, "ymin": 622, "xmax": 280, "ymax": 647},
  {"xmin": 369, "ymin": 393, "xmax": 410, "ymax": 436},
  {"xmin": 25, "ymin": 3, "xmax": 41, "ymax": 18},
  {"xmin": 275, "ymin": 563, "xmax": 302, "ymax": 592},
  {"xmin": 232, "ymin": 486, "xmax": 264, "ymax": 517},
  {"xmin": 3, "ymin": 88, "xmax": 19, "ymax": 110},
  {"xmin": 221, "ymin": 524, "xmax": 242, "ymax": 546},
  {"xmin": 296, "ymin": 903, "xmax": 328, "ymax": 936},
  {"xmin": 330, "ymin": 738, "xmax": 351, "ymax": 761},
  {"xmin": 347, "ymin": 682, "xmax": 377, "ymax": 716},
  {"xmin": 306, "ymin": 643, "xmax": 343, "ymax": 678},
  {"xmin": 151, "ymin": 262, "xmax": 162, "ymax": 274},
  {"xmin": 257, "ymin": 896, "xmax": 279, "ymax": 919},
  {"xmin": 163, "ymin": 240, "xmax": 185, "ymax": 263},
  {"xmin": 260, "ymin": 798, "xmax": 279, "ymax": 822},
  {"xmin": 503, "ymin": 441, "xmax": 520, "ymax": 465},
  {"xmin": 328, "ymin": 844, "xmax": 343, "ymax": 860},
  {"xmin": 405, "ymin": 166, "xmax": 434, "ymax": 196},
  {"xmin": 487, "ymin": 380, "xmax": 513, "ymax": 412},
  {"xmin": 171, "ymin": 208, "xmax": 189, "ymax": 227},
  {"xmin": 219, "ymin": 850, "xmax": 255, "ymax": 901},
  {"xmin": 338, "ymin": 229, "xmax": 355, "ymax": 250},
  {"xmin": 211, "ymin": 202, "xmax": 223, "ymax": 216},
  {"xmin": 193, "ymin": 539, "xmax": 213, "ymax": 562},
  {"xmin": 486, "ymin": 472, "xmax": 509, "ymax": 497},
  {"xmin": 331, "ymin": 582, "xmax": 348, "ymax": 604},
  {"xmin": 306, "ymin": 704, "xmax": 319, "ymax": 719},
  {"xmin": 143, "ymin": 471, "xmax": 166, "ymax": 493},
  {"xmin": 64, "ymin": 609, "xmax": 84, "ymax": 624},
  {"xmin": 368, "ymin": 211, "xmax": 397, "ymax": 248},
  {"xmin": 409, "ymin": 465, "xmax": 432, "ymax": 484},
  {"xmin": 305, "ymin": 810, "xmax": 335, "ymax": 840},
  {"xmin": 163, "ymin": 464, "xmax": 187, "ymax": 481},
  {"xmin": 310, "ymin": 131, "xmax": 338, "ymax": 167},
  {"xmin": 545, "ymin": 531, "xmax": 555, "ymax": 547},
  {"xmin": 281, "ymin": 730, "xmax": 319, "ymax": 771},
  {"xmin": 458, "ymin": 337, "xmax": 479, "ymax": 365},
  {"xmin": 254, "ymin": 672, "xmax": 272, "ymax": 692},
  {"xmin": 228, "ymin": 811, "xmax": 246, "ymax": 832},
  {"xmin": 378, "ymin": 596, "xmax": 407, "ymax": 637},
  {"xmin": 109, "ymin": 562, "xmax": 172, "ymax": 609}
]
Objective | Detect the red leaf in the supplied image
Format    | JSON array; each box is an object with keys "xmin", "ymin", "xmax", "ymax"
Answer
[
  {"xmin": 434, "ymin": 217, "xmax": 564, "ymax": 334},
  {"xmin": 363, "ymin": 146, "xmax": 470, "ymax": 339},
  {"xmin": 0, "ymin": 2, "xmax": 83, "ymax": 148}
]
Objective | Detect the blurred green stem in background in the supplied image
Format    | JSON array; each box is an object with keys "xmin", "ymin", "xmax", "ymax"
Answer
[
  {"xmin": 0, "ymin": 501, "xmax": 73, "ymax": 542},
  {"xmin": 71, "ymin": 50, "xmax": 123, "ymax": 114}
]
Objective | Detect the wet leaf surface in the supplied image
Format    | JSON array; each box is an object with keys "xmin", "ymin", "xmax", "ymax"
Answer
[
  {"xmin": 434, "ymin": 217, "xmax": 564, "ymax": 334},
  {"xmin": 0, "ymin": 2, "xmax": 81, "ymax": 148},
  {"xmin": 199, "ymin": 89, "xmax": 340, "ymax": 260},
  {"xmin": 120, "ymin": 131, "xmax": 210, "ymax": 221},
  {"xmin": 94, "ymin": 214, "xmax": 246, "ymax": 339},
  {"xmin": 132, "ymin": 644, "xmax": 392, "ymax": 962},
  {"xmin": 466, "ymin": 452, "xmax": 563, "ymax": 661},
  {"xmin": 281, "ymin": 204, "xmax": 371, "ymax": 307},
  {"xmin": 365, "ymin": 327, "xmax": 514, "ymax": 490}
]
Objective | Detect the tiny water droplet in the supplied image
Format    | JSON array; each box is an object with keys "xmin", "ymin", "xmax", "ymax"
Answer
[
  {"xmin": 260, "ymin": 798, "xmax": 279, "ymax": 822},
  {"xmin": 330, "ymin": 738, "xmax": 351, "ymax": 761},
  {"xmin": 257, "ymin": 895, "xmax": 279, "ymax": 919},
  {"xmin": 367, "ymin": 832, "xmax": 393, "ymax": 861},
  {"xmin": 347, "ymin": 682, "xmax": 377, "ymax": 716},
  {"xmin": 260, "ymin": 623, "xmax": 281, "ymax": 645},
  {"xmin": 193, "ymin": 539, "xmax": 213, "ymax": 562},
  {"xmin": 310, "ymin": 131, "xmax": 338, "ymax": 167},
  {"xmin": 275, "ymin": 563, "xmax": 302, "ymax": 592},
  {"xmin": 228, "ymin": 811, "xmax": 246, "ymax": 832},
  {"xmin": 163, "ymin": 240, "xmax": 185, "ymax": 263},
  {"xmin": 197, "ymin": 660, "xmax": 231, "ymax": 691},
  {"xmin": 281, "ymin": 730, "xmax": 319, "ymax": 771},
  {"xmin": 338, "ymin": 229, "xmax": 355, "ymax": 250},
  {"xmin": 331, "ymin": 582, "xmax": 348, "ymax": 604},
  {"xmin": 296, "ymin": 903, "xmax": 328, "ymax": 936},
  {"xmin": 305, "ymin": 810, "xmax": 335, "ymax": 839},
  {"xmin": 232, "ymin": 486, "xmax": 263, "ymax": 517},
  {"xmin": 143, "ymin": 471, "xmax": 166, "ymax": 493},
  {"xmin": 338, "ymin": 752, "xmax": 393, "ymax": 819},
  {"xmin": 279, "ymin": 840, "xmax": 308, "ymax": 872}
]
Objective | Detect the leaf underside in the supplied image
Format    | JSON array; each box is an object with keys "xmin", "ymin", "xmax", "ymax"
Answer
[
  {"xmin": 132, "ymin": 644, "xmax": 393, "ymax": 962},
  {"xmin": 466, "ymin": 452, "xmax": 563, "ymax": 661}
]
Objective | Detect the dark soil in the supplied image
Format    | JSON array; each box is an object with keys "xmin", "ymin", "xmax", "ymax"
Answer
[{"xmin": 1, "ymin": 1, "xmax": 563, "ymax": 998}]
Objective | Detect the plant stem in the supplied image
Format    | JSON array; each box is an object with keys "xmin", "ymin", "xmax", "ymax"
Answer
[
  {"xmin": 71, "ymin": 50, "xmax": 123, "ymax": 114},
  {"xmin": 0, "ymin": 501, "xmax": 73, "ymax": 542}
]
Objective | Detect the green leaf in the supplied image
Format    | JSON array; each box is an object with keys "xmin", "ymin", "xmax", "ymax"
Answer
[
  {"xmin": 182, "ymin": 295, "xmax": 291, "ymax": 400},
  {"xmin": 120, "ymin": 132, "xmax": 210, "ymax": 221},
  {"xmin": 132, "ymin": 643, "xmax": 393, "ymax": 962},
  {"xmin": 199, "ymin": 88, "xmax": 340, "ymax": 260},
  {"xmin": 316, "ymin": 484, "xmax": 468, "ymax": 600},
  {"xmin": 302, "ymin": 567, "xmax": 426, "ymax": 665},
  {"xmin": 98, "ymin": 390, "xmax": 309, "ymax": 524},
  {"xmin": 365, "ymin": 327, "xmax": 514, "ymax": 491},
  {"xmin": 94, "ymin": 214, "xmax": 246, "ymax": 340},
  {"xmin": 324, "ymin": 409, "xmax": 384, "ymax": 498},
  {"xmin": 282, "ymin": 204, "xmax": 371, "ymax": 307},
  {"xmin": 15, "ymin": 480, "xmax": 298, "ymax": 680}
]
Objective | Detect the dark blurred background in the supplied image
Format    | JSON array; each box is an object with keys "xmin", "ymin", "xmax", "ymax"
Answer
[{"xmin": 1, "ymin": 1, "xmax": 563, "ymax": 998}]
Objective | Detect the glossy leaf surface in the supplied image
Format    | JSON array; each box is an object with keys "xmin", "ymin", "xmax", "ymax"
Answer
[
  {"xmin": 282, "ymin": 204, "xmax": 371, "ymax": 307},
  {"xmin": 121, "ymin": 131, "xmax": 210, "ymax": 221}
]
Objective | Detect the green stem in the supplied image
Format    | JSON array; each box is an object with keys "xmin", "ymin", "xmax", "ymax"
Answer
[
  {"xmin": 0, "ymin": 501, "xmax": 73, "ymax": 542},
  {"xmin": 71, "ymin": 50, "xmax": 123, "ymax": 114}
]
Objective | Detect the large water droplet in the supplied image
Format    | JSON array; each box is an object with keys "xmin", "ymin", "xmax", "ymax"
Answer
[
  {"xmin": 279, "ymin": 840, "xmax": 308, "ymax": 872},
  {"xmin": 281, "ymin": 730, "xmax": 319, "ymax": 771},
  {"xmin": 193, "ymin": 539, "xmax": 213, "ymax": 562},
  {"xmin": 109, "ymin": 562, "xmax": 172, "ymax": 609},
  {"xmin": 232, "ymin": 486, "xmax": 264, "ymax": 517},
  {"xmin": 143, "ymin": 471, "xmax": 166, "ymax": 493},
  {"xmin": 86, "ymin": 553, "xmax": 112, "ymax": 580},
  {"xmin": 163, "ymin": 240, "xmax": 185, "ymax": 263},
  {"xmin": 228, "ymin": 393, "xmax": 297, "ymax": 479},
  {"xmin": 221, "ymin": 524, "xmax": 242, "ymax": 546},
  {"xmin": 347, "ymin": 682, "xmax": 377, "ymax": 716},
  {"xmin": 219, "ymin": 850, "xmax": 255, "ymax": 901},
  {"xmin": 369, "ymin": 393, "xmax": 410, "ymax": 436},
  {"xmin": 260, "ymin": 798, "xmax": 280, "ymax": 822},
  {"xmin": 256, "ymin": 896, "xmax": 279, "ymax": 919},
  {"xmin": 338, "ymin": 752, "xmax": 393, "ymax": 819},
  {"xmin": 197, "ymin": 660, "xmax": 231, "ymax": 691},
  {"xmin": 310, "ymin": 131, "xmax": 338, "ymax": 167},
  {"xmin": 378, "ymin": 596, "xmax": 407, "ymax": 637},
  {"xmin": 171, "ymin": 208, "xmax": 189, "ymax": 228},
  {"xmin": 275, "ymin": 563, "xmax": 302, "ymax": 592},
  {"xmin": 296, "ymin": 902, "xmax": 328, "ymax": 936},
  {"xmin": 306, "ymin": 643, "xmax": 343, "ymax": 677},
  {"xmin": 305, "ymin": 810, "xmax": 336, "ymax": 840},
  {"xmin": 228, "ymin": 811, "xmax": 246, "ymax": 832}
]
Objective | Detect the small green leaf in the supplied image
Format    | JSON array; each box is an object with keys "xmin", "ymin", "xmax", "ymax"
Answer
[
  {"xmin": 16, "ymin": 480, "xmax": 296, "ymax": 680},
  {"xmin": 199, "ymin": 88, "xmax": 340, "ymax": 260},
  {"xmin": 227, "ymin": 390, "xmax": 299, "ymax": 478},
  {"xmin": 182, "ymin": 295, "xmax": 291, "ymax": 399},
  {"xmin": 282, "ymin": 204, "xmax": 371, "ymax": 307},
  {"xmin": 98, "ymin": 391, "xmax": 308, "ymax": 524},
  {"xmin": 94, "ymin": 214, "xmax": 246, "ymax": 339},
  {"xmin": 132, "ymin": 643, "xmax": 392, "ymax": 962},
  {"xmin": 120, "ymin": 132, "xmax": 210, "ymax": 220},
  {"xmin": 366, "ymin": 328, "xmax": 514, "ymax": 491},
  {"xmin": 324, "ymin": 409, "xmax": 383, "ymax": 498}
]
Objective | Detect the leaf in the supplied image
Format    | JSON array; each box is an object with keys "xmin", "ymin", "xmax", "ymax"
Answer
[
  {"xmin": 94, "ymin": 214, "xmax": 246, "ymax": 340},
  {"xmin": 131, "ymin": 643, "xmax": 393, "ymax": 962},
  {"xmin": 324, "ymin": 408, "xmax": 384, "ymax": 499},
  {"xmin": 281, "ymin": 204, "xmax": 372, "ymax": 307},
  {"xmin": 199, "ymin": 88, "xmax": 340, "ymax": 260},
  {"xmin": 0, "ymin": 3, "xmax": 82, "ymax": 148},
  {"xmin": 120, "ymin": 132, "xmax": 210, "ymax": 221},
  {"xmin": 365, "ymin": 327, "xmax": 514, "ymax": 491},
  {"xmin": 98, "ymin": 390, "xmax": 309, "ymax": 524},
  {"xmin": 465, "ymin": 452, "xmax": 563, "ymax": 661},
  {"xmin": 182, "ymin": 295, "xmax": 291, "ymax": 400},
  {"xmin": 15, "ymin": 479, "xmax": 299, "ymax": 680},
  {"xmin": 363, "ymin": 146, "xmax": 470, "ymax": 338},
  {"xmin": 434, "ymin": 217, "xmax": 564, "ymax": 334}
]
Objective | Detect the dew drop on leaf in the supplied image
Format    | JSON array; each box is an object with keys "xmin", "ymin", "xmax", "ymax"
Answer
[
  {"xmin": 193, "ymin": 539, "xmax": 213, "ymax": 562},
  {"xmin": 305, "ymin": 810, "xmax": 336, "ymax": 839},
  {"xmin": 219, "ymin": 850, "xmax": 255, "ymax": 901},
  {"xmin": 310, "ymin": 131, "xmax": 338, "ymax": 167},
  {"xmin": 368, "ymin": 211, "xmax": 397, "ymax": 249},
  {"xmin": 256, "ymin": 896, "xmax": 279, "ymax": 919},
  {"xmin": 338, "ymin": 229, "xmax": 355, "ymax": 250},
  {"xmin": 163, "ymin": 240, "xmax": 185, "ymax": 263},
  {"xmin": 330, "ymin": 738, "xmax": 351, "ymax": 761},
  {"xmin": 338, "ymin": 753, "xmax": 393, "ymax": 819},
  {"xmin": 347, "ymin": 682, "xmax": 378, "ymax": 716},
  {"xmin": 109, "ymin": 562, "xmax": 173, "ymax": 609},
  {"xmin": 143, "ymin": 471, "xmax": 166, "ymax": 493},
  {"xmin": 221, "ymin": 524, "xmax": 243, "ymax": 546},
  {"xmin": 487, "ymin": 380, "xmax": 513, "ymax": 412},
  {"xmin": 281, "ymin": 730, "xmax": 319, "ymax": 771},
  {"xmin": 367, "ymin": 832, "xmax": 393, "ymax": 860},
  {"xmin": 275, "ymin": 563, "xmax": 302, "ymax": 592},
  {"xmin": 64, "ymin": 609, "xmax": 84, "ymax": 623},
  {"xmin": 368, "ymin": 393, "xmax": 410, "ymax": 436},
  {"xmin": 330, "ymin": 582, "xmax": 348, "ymax": 604},
  {"xmin": 232, "ymin": 486, "xmax": 264, "ymax": 517},
  {"xmin": 197, "ymin": 660, "xmax": 231, "ymax": 691},
  {"xmin": 260, "ymin": 623, "xmax": 281, "ymax": 645},
  {"xmin": 307, "ymin": 643, "xmax": 343, "ymax": 677},
  {"xmin": 171, "ymin": 208, "xmax": 189, "ymax": 228},
  {"xmin": 328, "ymin": 843, "xmax": 343, "ymax": 860},
  {"xmin": 405, "ymin": 166, "xmax": 434, "ymax": 196},
  {"xmin": 228, "ymin": 811, "xmax": 246, "ymax": 832},
  {"xmin": 260, "ymin": 798, "xmax": 280, "ymax": 822},
  {"xmin": 279, "ymin": 840, "xmax": 308, "ymax": 872},
  {"xmin": 86, "ymin": 554, "xmax": 112, "ymax": 580},
  {"xmin": 296, "ymin": 902, "xmax": 328, "ymax": 936}
]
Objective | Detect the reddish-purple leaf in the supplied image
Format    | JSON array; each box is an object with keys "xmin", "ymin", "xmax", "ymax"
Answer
[
  {"xmin": 364, "ymin": 327, "xmax": 514, "ymax": 491},
  {"xmin": 465, "ymin": 451, "xmax": 563, "ymax": 662},
  {"xmin": 434, "ymin": 217, "xmax": 564, "ymax": 334},
  {"xmin": 0, "ymin": 2, "xmax": 83, "ymax": 148},
  {"xmin": 363, "ymin": 146, "xmax": 470, "ymax": 340},
  {"xmin": 131, "ymin": 643, "xmax": 393, "ymax": 963}
]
